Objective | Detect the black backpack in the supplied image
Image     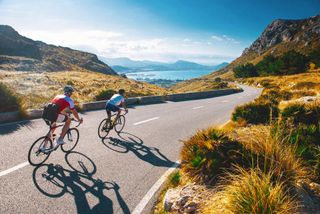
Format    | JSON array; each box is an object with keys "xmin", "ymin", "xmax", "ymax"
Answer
[{"xmin": 42, "ymin": 103, "xmax": 59, "ymax": 125}]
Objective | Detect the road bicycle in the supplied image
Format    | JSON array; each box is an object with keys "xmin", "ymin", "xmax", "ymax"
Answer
[
  {"xmin": 28, "ymin": 118, "xmax": 82, "ymax": 166},
  {"xmin": 98, "ymin": 110, "xmax": 127, "ymax": 138}
]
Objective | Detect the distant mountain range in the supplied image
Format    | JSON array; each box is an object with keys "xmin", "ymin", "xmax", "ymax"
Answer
[
  {"xmin": 100, "ymin": 57, "xmax": 229, "ymax": 73},
  {"xmin": 0, "ymin": 25, "xmax": 116, "ymax": 74}
]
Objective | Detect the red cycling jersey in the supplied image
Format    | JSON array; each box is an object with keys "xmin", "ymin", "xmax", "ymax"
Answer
[{"xmin": 51, "ymin": 94, "xmax": 75, "ymax": 114}]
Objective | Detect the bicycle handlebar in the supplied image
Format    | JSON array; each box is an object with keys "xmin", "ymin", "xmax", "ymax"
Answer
[{"xmin": 71, "ymin": 118, "xmax": 82, "ymax": 127}]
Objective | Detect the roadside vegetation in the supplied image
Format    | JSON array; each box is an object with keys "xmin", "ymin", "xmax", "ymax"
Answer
[
  {"xmin": 155, "ymin": 62, "xmax": 320, "ymax": 213},
  {"xmin": 233, "ymin": 49, "xmax": 320, "ymax": 78},
  {"xmin": 0, "ymin": 82, "xmax": 25, "ymax": 115},
  {"xmin": 0, "ymin": 68, "xmax": 167, "ymax": 110},
  {"xmin": 170, "ymin": 77, "xmax": 236, "ymax": 93}
]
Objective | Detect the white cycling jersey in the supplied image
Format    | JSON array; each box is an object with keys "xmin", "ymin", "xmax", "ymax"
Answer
[{"xmin": 107, "ymin": 94, "xmax": 125, "ymax": 106}]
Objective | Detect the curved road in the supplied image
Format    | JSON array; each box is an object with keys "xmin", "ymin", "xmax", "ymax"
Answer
[{"xmin": 0, "ymin": 85, "xmax": 261, "ymax": 214}]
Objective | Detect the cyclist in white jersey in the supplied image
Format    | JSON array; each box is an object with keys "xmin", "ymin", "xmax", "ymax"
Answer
[{"xmin": 106, "ymin": 89, "xmax": 128, "ymax": 126}]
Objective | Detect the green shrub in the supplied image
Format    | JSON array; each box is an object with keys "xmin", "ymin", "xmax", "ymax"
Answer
[
  {"xmin": 95, "ymin": 89, "xmax": 116, "ymax": 101},
  {"xmin": 169, "ymin": 171, "xmax": 181, "ymax": 187},
  {"xmin": 0, "ymin": 83, "xmax": 23, "ymax": 113},
  {"xmin": 258, "ymin": 89, "xmax": 292, "ymax": 105},
  {"xmin": 232, "ymin": 102, "xmax": 279, "ymax": 124},
  {"xmin": 259, "ymin": 79, "xmax": 273, "ymax": 88},
  {"xmin": 281, "ymin": 103, "xmax": 320, "ymax": 125},
  {"xmin": 180, "ymin": 128, "xmax": 249, "ymax": 184},
  {"xmin": 214, "ymin": 81, "xmax": 228, "ymax": 89},
  {"xmin": 309, "ymin": 49, "xmax": 320, "ymax": 67},
  {"xmin": 233, "ymin": 50, "xmax": 309, "ymax": 78},
  {"xmin": 272, "ymin": 121, "xmax": 320, "ymax": 179},
  {"xmin": 214, "ymin": 77, "xmax": 222, "ymax": 83},
  {"xmin": 281, "ymin": 104, "xmax": 307, "ymax": 124},
  {"xmin": 234, "ymin": 63, "xmax": 258, "ymax": 78}
]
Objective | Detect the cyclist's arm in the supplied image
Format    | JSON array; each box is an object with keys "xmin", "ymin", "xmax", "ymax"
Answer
[
  {"xmin": 121, "ymin": 101, "xmax": 128, "ymax": 112},
  {"xmin": 71, "ymin": 109, "xmax": 82, "ymax": 122}
]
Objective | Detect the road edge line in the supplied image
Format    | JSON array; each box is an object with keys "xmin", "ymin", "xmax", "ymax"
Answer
[
  {"xmin": 0, "ymin": 161, "xmax": 29, "ymax": 177},
  {"xmin": 132, "ymin": 161, "xmax": 180, "ymax": 214}
]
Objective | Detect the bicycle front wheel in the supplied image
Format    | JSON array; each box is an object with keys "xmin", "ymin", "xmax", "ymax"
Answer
[
  {"xmin": 61, "ymin": 128, "xmax": 79, "ymax": 152},
  {"xmin": 28, "ymin": 136, "xmax": 52, "ymax": 166},
  {"xmin": 98, "ymin": 118, "xmax": 111, "ymax": 138},
  {"xmin": 115, "ymin": 115, "xmax": 126, "ymax": 133}
]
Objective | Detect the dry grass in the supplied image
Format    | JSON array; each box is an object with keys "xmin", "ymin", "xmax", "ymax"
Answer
[
  {"xmin": 170, "ymin": 79, "xmax": 234, "ymax": 93},
  {"xmin": 242, "ymin": 72, "xmax": 320, "ymax": 101},
  {"xmin": 202, "ymin": 167, "xmax": 298, "ymax": 214},
  {"xmin": 231, "ymin": 125, "xmax": 309, "ymax": 187},
  {"xmin": 0, "ymin": 69, "xmax": 167, "ymax": 110}
]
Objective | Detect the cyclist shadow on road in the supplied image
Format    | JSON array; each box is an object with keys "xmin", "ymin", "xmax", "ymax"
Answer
[
  {"xmin": 102, "ymin": 132, "xmax": 175, "ymax": 167},
  {"xmin": 32, "ymin": 151, "xmax": 130, "ymax": 214}
]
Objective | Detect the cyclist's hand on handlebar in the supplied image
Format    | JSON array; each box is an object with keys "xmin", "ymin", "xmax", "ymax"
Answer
[
  {"xmin": 125, "ymin": 109, "xmax": 128, "ymax": 113},
  {"xmin": 78, "ymin": 118, "xmax": 83, "ymax": 124}
]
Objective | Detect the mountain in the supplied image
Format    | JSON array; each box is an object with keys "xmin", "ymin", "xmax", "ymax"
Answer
[
  {"xmin": 100, "ymin": 57, "xmax": 167, "ymax": 68},
  {"xmin": 172, "ymin": 15, "xmax": 320, "ymax": 91},
  {"xmin": 0, "ymin": 25, "xmax": 116, "ymax": 74},
  {"xmin": 103, "ymin": 57, "xmax": 228, "ymax": 73},
  {"xmin": 216, "ymin": 15, "xmax": 320, "ymax": 78}
]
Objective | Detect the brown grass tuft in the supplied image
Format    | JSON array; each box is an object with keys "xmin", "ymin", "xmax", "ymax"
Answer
[{"xmin": 202, "ymin": 167, "xmax": 298, "ymax": 214}]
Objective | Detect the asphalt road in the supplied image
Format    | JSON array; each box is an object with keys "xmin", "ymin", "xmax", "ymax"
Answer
[{"xmin": 0, "ymin": 85, "xmax": 261, "ymax": 214}]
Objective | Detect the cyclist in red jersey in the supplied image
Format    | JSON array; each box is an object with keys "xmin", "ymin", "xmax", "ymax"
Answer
[{"xmin": 51, "ymin": 86, "xmax": 83, "ymax": 148}]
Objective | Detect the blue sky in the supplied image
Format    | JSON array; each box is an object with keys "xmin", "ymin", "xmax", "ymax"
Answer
[{"xmin": 0, "ymin": 0, "xmax": 319, "ymax": 64}]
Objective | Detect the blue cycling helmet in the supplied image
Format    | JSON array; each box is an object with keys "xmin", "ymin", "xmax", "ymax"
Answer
[{"xmin": 64, "ymin": 85, "xmax": 74, "ymax": 94}]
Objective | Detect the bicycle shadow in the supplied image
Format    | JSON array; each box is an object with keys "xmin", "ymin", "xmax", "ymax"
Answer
[
  {"xmin": 102, "ymin": 132, "xmax": 175, "ymax": 167},
  {"xmin": 32, "ymin": 151, "xmax": 130, "ymax": 214}
]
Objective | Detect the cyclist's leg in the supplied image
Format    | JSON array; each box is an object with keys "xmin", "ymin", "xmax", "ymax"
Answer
[
  {"xmin": 60, "ymin": 117, "xmax": 71, "ymax": 139},
  {"xmin": 51, "ymin": 122, "xmax": 57, "ymax": 135},
  {"xmin": 106, "ymin": 109, "xmax": 111, "ymax": 120},
  {"xmin": 114, "ymin": 109, "xmax": 121, "ymax": 125},
  {"xmin": 55, "ymin": 114, "xmax": 70, "ymax": 143}
]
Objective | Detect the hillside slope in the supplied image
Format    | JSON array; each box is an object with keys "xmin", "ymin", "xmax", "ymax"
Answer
[
  {"xmin": 0, "ymin": 68, "xmax": 167, "ymax": 110},
  {"xmin": 172, "ymin": 15, "xmax": 320, "ymax": 91},
  {"xmin": 0, "ymin": 25, "xmax": 116, "ymax": 74}
]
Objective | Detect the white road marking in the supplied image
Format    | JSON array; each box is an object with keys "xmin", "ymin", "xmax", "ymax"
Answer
[
  {"xmin": 221, "ymin": 100, "xmax": 229, "ymax": 103},
  {"xmin": 133, "ymin": 117, "xmax": 159, "ymax": 126},
  {"xmin": 0, "ymin": 162, "xmax": 29, "ymax": 177},
  {"xmin": 192, "ymin": 106, "xmax": 204, "ymax": 110},
  {"xmin": 132, "ymin": 161, "xmax": 180, "ymax": 214}
]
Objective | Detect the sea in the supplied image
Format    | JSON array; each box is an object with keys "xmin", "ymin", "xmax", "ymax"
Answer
[{"xmin": 125, "ymin": 69, "xmax": 213, "ymax": 80}]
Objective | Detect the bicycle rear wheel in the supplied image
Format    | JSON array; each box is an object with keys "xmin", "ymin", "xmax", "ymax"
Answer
[
  {"xmin": 115, "ymin": 115, "xmax": 126, "ymax": 133},
  {"xmin": 28, "ymin": 136, "xmax": 52, "ymax": 166},
  {"xmin": 98, "ymin": 118, "xmax": 111, "ymax": 138},
  {"xmin": 61, "ymin": 128, "xmax": 79, "ymax": 152}
]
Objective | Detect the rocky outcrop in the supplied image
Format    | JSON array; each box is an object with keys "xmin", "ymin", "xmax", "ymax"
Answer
[
  {"xmin": 163, "ymin": 183, "xmax": 211, "ymax": 213},
  {"xmin": 0, "ymin": 25, "xmax": 116, "ymax": 75},
  {"xmin": 243, "ymin": 15, "xmax": 320, "ymax": 56}
]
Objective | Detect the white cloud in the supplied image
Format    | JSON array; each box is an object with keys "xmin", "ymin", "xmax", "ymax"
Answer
[
  {"xmin": 211, "ymin": 35, "xmax": 224, "ymax": 41},
  {"xmin": 19, "ymin": 28, "xmax": 240, "ymax": 64},
  {"xmin": 211, "ymin": 34, "xmax": 240, "ymax": 44}
]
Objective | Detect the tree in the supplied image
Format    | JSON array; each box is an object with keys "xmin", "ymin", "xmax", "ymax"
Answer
[
  {"xmin": 233, "ymin": 63, "xmax": 258, "ymax": 78},
  {"xmin": 281, "ymin": 50, "xmax": 309, "ymax": 74},
  {"xmin": 309, "ymin": 49, "xmax": 320, "ymax": 68}
]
